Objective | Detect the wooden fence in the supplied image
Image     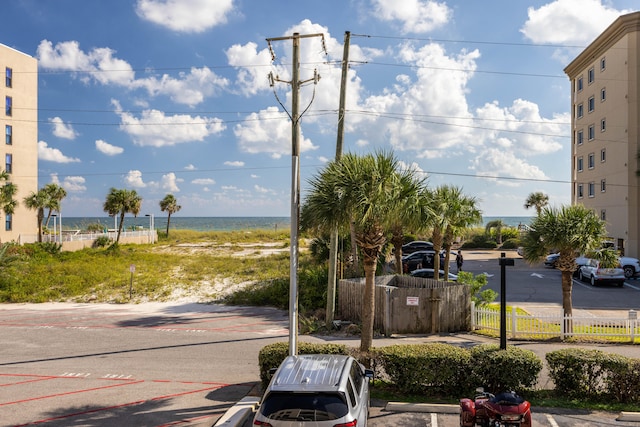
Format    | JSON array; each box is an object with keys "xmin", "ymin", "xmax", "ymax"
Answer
[{"xmin": 338, "ymin": 275, "xmax": 471, "ymax": 335}]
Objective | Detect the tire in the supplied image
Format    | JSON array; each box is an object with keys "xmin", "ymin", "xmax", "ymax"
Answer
[
  {"xmin": 579, "ymin": 270, "xmax": 586, "ymax": 282},
  {"xmin": 623, "ymin": 266, "xmax": 635, "ymax": 279},
  {"xmin": 590, "ymin": 275, "xmax": 597, "ymax": 286}
]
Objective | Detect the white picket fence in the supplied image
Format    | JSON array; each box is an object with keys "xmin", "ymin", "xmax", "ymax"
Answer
[{"xmin": 472, "ymin": 304, "xmax": 639, "ymax": 343}]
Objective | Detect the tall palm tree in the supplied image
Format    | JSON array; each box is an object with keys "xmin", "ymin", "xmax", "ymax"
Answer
[
  {"xmin": 303, "ymin": 150, "xmax": 421, "ymax": 352},
  {"xmin": 524, "ymin": 192, "xmax": 549, "ymax": 216},
  {"xmin": 521, "ymin": 204, "xmax": 607, "ymax": 325},
  {"xmin": 159, "ymin": 194, "xmax": 181, "ymax": 237},
  {"xmin": 42, "ymin": 183, "xmax": 67, "ymax": 228},
  {"xmin": 442, "ymin": 192, "xmax": 482, "ymax": 278},
  {"xmin": 485, "ymin": 219, "xmax": 506, "ymax": 245},
  {"xmin": 23, "ymin": 190, "xmax": 47, "ymax": 242},
  {"xmin": 103, "ymin": 188, "xmax": 142, "ymax": 243}
]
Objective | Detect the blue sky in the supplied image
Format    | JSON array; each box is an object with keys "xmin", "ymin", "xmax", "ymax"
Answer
[{"xmin": 1, "ymin": 0, "xmax": 637, "ymax": 217}]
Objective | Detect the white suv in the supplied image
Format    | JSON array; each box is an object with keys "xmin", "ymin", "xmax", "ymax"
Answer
[
  {"xmin": 578, "ymin": 258, "xmax": 625, "ymax": 287},
  {"xmin": 253, "ymin": 354, "xmax": 373, "ymax": 426}
]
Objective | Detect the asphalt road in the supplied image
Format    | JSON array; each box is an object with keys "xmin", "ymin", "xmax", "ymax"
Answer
[{"xmin": 1, "ymin": 255, "xmax": 639, "ymax": 426}]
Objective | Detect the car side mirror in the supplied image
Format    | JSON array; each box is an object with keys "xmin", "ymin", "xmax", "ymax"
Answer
[{"xmin": 364, "ymin": 369, "xmax": 374, "ymax": 380}]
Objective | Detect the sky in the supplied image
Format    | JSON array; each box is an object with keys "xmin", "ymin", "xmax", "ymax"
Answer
[{"xmin": 1, "ymin": 0, "xmax": 638, "ymax": 218}]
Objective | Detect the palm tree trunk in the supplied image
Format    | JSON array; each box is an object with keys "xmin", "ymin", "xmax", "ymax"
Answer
[
  {"xmin": 561, "ymin": 270, "xmax": 573, "ymax": 334},
  {"xmin": 166, "ymin": 213, "xmax": 172, "ymax": 237},
  {"xmin": 360, "ymin": 255, "xmax": 377, "ymax": 352},
  {"xmin": 116, "ymin": 212, "xmax": 125, "ymax": 243}
]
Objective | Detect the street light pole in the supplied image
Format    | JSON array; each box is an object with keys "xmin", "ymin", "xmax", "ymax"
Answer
[
  {"xmin": 145, "ymin": 214, "xmax": 154, "ymax": 244},
  {"xmin": 51, "ymin": 214, "xmax": 57, "ymax": 243}
]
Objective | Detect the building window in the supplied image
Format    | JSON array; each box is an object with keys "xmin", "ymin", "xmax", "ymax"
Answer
[
  {"xmin": 5, "ymin": 96, "xmax": 11, "ymax": 116},
  {"xmin": 600, "ymin": 57, "xmax": 606, "ymax": 71},
  {"xmin": 5, "ymin": 214, "xmax": 11, "ymax": 231},
  {"xmin": 588, "ymin": 124, "xmax": 595, "ymax": 140},
  {"xmin": 600, "ymin": 118, "xmax": 606, "ymax": 132},
  {"xmin": 577, "ymin": 129, "xmax": 584, "ymax": 145},
  {"xmin": 588, "ymin": 67, "xmax": 595, "ymax": 84},
  {"xmin": 601, "ymin": 179, "xmax": 606, "ymax": 192},
  {"xmin": 5, "ymin": 67, "xmax": 12, "ymax": 88},
  {"xmin": 600, "ymin": 209, "xmax": 606, "ymax": 221},
  {"xmin": 601, "ymin": 148, "xmax": 606, "ymax": 162},
  {"xmin": 5, "ymin": 154, "xmax": 12, "ymax": 174},
  {"xmin": 601, "ymin": 87, "xmax": 606, "ymax": 102},
  {"xmin": 577, "ymin": 76, "xmax": 583, "ymax": 92},
  {"xmin": 577, "ymin": 103, "xmax": 583, "ymax": 119},
  {"xmin": 577, "ymin": 156, "xmax": 583, "ymax": 172},
  {"xmin": 5, "ymin": 125, "xmax": 11, "ymax": 145},
  {"xmin": 588, "ymin": 153, "xmax": 595, "ymax": 169},
  {"xmin": 578, "ymin": 183, "xmax": 584, "ymax": 198},
  {"xmin": 588, "ymin": 96, "xmax": 595, "ymax": 112},
  {"xmin": 588, "ymin": 182, "xmax": 595, "ymax": 197}
]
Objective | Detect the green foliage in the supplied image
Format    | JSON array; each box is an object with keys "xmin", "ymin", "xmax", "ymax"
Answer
[
  {"xmin": 36, "ymin": 242, "xmax": 62, "ymax": 254},
  {"xmin": 257, "ymin": 342, "xmax": 349, "ymax": 389},
  {"xmin": 500, "ymin": 238, "xmax": 520, "ymax": 250},
  {"xmin": 375, "ymin": 343, "xmax": 470, "ymax": 396},
  {"xmin": 93, "ymin": 235, "xmax": 112, "ymax": 248},
  {"xmin": 86, "ymin": 223, "xmax": 106, "ymax": 232},
  {"xmin": 456, "ymin": 272, "xmax": 496, "ymax": 306},
  {"xmin": 468, "ymin": 344, "xmax": 542, "ymax": 392},
  {"xmin": 546, "ymin": 348, "xmax": 640, "ymax": 403},
  {"xmin": 460, "ymin": 234, "xmax": 498, "ymax": 249}
]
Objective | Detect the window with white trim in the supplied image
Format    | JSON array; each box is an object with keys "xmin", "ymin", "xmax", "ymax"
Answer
[
  {"xmin": 588, "ymin": 124, "xmax": 595, "ymax": 140},
  {"xmin": 588, "ymin": 67, "xmax": 595, "ymax": 83},
  {"xmin": 600, "ymin": 148, "xmax": 606, "ymax": 162},
  {"xmin": 600, "ymin": 57, "xmax": 606, "ymax": 71},
  {"xmin": 577, "ymin": 103, "xmax": 583, "ymax": 119},
  {"xmin": 601, "ymin": 87, "xmax": 606, "ymax": 101},
  {"xmin": 588, "ymin": 96, "xmax": 595, "ymax": 112},
  {"xmin": 577, "ymin": 129, "xmax": 583, "ymax": 145},
  {"xmin": 588, "ymin": 182, "xmax": 595, "ymax": 197},
  {"xmin": 588, "ymin": 153, "xmax": 595, "ymax": 169},
  {"xmin": 601, "ymin": 118, "xmax": 606, "ymax": 132},
  {"xmin": 577, "ymin": 156, "xmax": 583, "ymax": 172},
  {"xmin": 578, "ymin": 183, "xmax": 584, "ymax": 198},
  {"xmin": 601, "ymin": 179, "xmax": 606, "ymax": 192}
]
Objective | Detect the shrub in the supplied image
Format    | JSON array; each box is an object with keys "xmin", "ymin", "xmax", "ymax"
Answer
[
  {"xmin": 375, "ymin": 343, "xmax": 470, "ymax": 396},
  {"xmin": 86, "ymin": 223, "xmax": 107, "ymax": 233},
  {"xmin": 461, "ymin": 235, "xmax": 498, "ymax": 249},
  {"xmin": 257, "ymin": 342, "xmax": 348, "ymax": 389},
  {"xmin": 93, "ymin": 236, "xmax": 112, "ymax": 248},
  {"xmin": 468, "ymin": 344, "xmax": 542, "ymax": 393},
  {"xmin": 500, "ymin": 238, "xmax": 520, "ymax": 250},
  {"xmin": 604, "ymin": 357, "xmax": 640, "ymax": 403}
]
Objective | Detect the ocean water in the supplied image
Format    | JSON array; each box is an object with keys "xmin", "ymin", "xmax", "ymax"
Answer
[
  {"xmin": 59, "ymin": 216, "xmax": 532, "ymax": 232},
  {"xmin": 61, "ymin": 217, "xmax": 290, "ymax": 232}
]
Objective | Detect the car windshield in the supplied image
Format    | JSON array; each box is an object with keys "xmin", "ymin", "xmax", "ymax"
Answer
[{"xmin": 259, "ymin": 392, "xmax": 349, "ymax": 421}]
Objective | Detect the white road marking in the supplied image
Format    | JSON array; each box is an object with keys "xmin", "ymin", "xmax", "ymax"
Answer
[
  {"xmin": 546, "ymin": 413, "xmax": 560, "ymax": 426},
  {"xmin": 430, "ymin": 413, "xmax": 437, "ymax": 426},
  {"xmin": 531, "ymin": 273, "xmax": 544, "ymax": 278}
]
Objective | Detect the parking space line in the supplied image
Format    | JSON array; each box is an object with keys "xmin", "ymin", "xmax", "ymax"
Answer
[
  {"xmin": 546, "ymin": 413, "xmax": 559, "ymax": 426},
  {"xmin": 431, "ymin": 412, "xmax": 438, "ymax": 426}
]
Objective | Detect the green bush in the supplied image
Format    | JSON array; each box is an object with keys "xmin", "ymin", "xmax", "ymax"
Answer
[
  {"xmin": 257, "ymin": 342, "xmax": 349, "ymax": 389},
  {"xmin": 604, "ymin": 357, "xmax": 640, "ymax": 403},
  {"xmin": 461, "ymin": 235, "xmax": 498, "ymax": 249},
  {"xmin": 500, "ymin": 238, "xmax": 520, "ymax": 250},
  {"xmin": 375, "ymin": 344, "xmax": 470, "ymax": 396},
  {"xmin": 468, "ymin": 344, "xmax": 542, "ymax": 393},
  {"xmin": 93, "ymin": 235, "xmax": 112, "ymax": 248}
]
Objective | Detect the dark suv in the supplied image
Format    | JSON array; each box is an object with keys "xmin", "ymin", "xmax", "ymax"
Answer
[{"xmin": 401, "ymin": 240, "xmax": 434, "ymax": 254}]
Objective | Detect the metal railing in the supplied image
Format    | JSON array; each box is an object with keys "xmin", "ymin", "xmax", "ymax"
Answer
[
  {"xmin": 472, "ymin": 304, "xmax": 639, "ymax": 343},
  {"xmin": 40, "ymin": 230, "xmax": 153, "ymax": 243}
]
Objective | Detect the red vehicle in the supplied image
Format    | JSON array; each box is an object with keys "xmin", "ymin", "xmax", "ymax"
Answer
[{"xmin": 460, "ymin": 388, "xmax": 532, "ymax": 427}]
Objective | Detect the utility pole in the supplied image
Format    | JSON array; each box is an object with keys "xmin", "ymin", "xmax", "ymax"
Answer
[
  {"xmin": 267, "ymin": 32, "xmax": 325, "ymax": 356},
  {"xmin": 327, "ymin": 31, "xmax": 351, "ymax": 328}
]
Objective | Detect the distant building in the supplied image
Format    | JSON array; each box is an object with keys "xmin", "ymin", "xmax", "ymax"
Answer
[
  {"xmin": 564, "ymin": 12, "xmax": 640, "ymax": 258},
  {"xmin": 0, "ymin": 43, "xmax": 38, "ymax": 243}
]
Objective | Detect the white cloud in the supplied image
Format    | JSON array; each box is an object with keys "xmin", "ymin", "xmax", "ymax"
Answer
[
  {"xmin": 184, "ymin": 164, "xmax": 196, "ymax": 170},
  {"xmin": 192, "ymin": 178, "xmax": 215, "ymax": 185},
  {"xmin": 135, "ymin": 0, "xmax": 235, "ymax": 33},
  {"xmin": 37, "ymin": 40, "xmax": 229, "ymax": 107},
  {"xmin": 520, "ymin": 0, "xmax": 632, "ymax": 45},
  {"xmin": 224, "ymin": 160, "xmax": 244, "ymax": 167},
  {"xmin": 38, "ymin": 141, "xmax": 80, "ymax": 163},
  {"xmin": 95, "ymin": 139, "xmax": 124, "ymax": 156},
  {"xmin": 254, "ymin": 185, "xmax": 275, "ymax": 194},
  {"xmin": 50, "ymin": 173, "xmax": 87, "ymax": 193},
  {"xmin": 160, "ymin": 173, "xmax": 181, "ymax": 192},
  {"xmin": 234, "ymin": 106, "xmax": 317, "ymax": 158},
  {"xmin": 371, "ymin": 0, "xmax": 452, "ymax": 33},
  {"xmin": 125, "ymin": 170, "xmax": 146, "ymax": 188},
  {"xmin": 113, "ymin": 100, "xmax": 226, "ymax": 147},
  {"xmin": 226, "ymin": 42, "xmax": 280, "ymax": 96},
  {"xmin": 49, "ymin": 117, "xmax": 78, "ymax": 139},
  {"xmin": 470, "ymin": 148, "xmax": 548, "ymax": 184}
]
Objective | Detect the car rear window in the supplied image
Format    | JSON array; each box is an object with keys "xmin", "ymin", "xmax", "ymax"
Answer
[{"xmin": 259, "ymin": 392, "xmax": 349, "ymax": 421}]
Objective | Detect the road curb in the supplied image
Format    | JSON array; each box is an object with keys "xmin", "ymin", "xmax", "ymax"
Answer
[
  {"xmin": 617, "ymin": 411, "xmax": 640, "ymax": 422},
  {"xmin": 385, "ymin": 402, "xmax": 459, "ymax": 414}
]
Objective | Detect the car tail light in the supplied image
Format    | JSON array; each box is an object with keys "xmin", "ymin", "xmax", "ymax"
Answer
[
  {"xmin": 253, "ymin": 420, "xmax": 272, "ymax": 426},
  {"xmin": 334, "ymin": 420, "xmax": 358, "ymax": 427}
]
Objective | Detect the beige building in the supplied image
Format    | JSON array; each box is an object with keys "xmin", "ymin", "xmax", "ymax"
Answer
[
  {"xmin": 564, "ymin": 11, "xmax": 640, "ymax": 258},
  {"xmin": 0, "ymin": 43, "xmax": 38, "ymax": 243}
]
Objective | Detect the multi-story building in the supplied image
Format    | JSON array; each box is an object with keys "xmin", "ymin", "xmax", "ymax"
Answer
[
  {"xmin": 0, "ymin": 43, "xmax": 38, "ymax": 243},
  {"xmin": 564, "ymin": 11, "xmax": 640, "ymax": 258}
]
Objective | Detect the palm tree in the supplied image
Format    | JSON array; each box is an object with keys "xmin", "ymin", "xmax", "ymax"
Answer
[
  {"xmin": 521, "ymin": 204, "xmax": 607, "ymax": 326},
  {"xmin": 103, "ymin": 188, "xmax": 142, "ymax": 243},
  {"xmin": 0, "ymin": 171, "xmax": 18, "ymax": 235},
  {"xmin": 23, "ymin": 190, "xmax": 47, "ymax": 242},
  {"xmin": 42, "ymin": 183, "xmax": 67, "ymax": 228},
  {"xmin": 485, "ymin": 219, "xmax": 506, "ymax": 245},
  {"xmin": 159, "ymin": 194, "xmax": 181, "ymax": 237},
  {"xmin": 442, "ymin": 192, "xmax": 482, "ymax": 278},
  {"xmin": 303, "ymin": 150, "xmax": 422, "ymax": 352},
  {"xmin": 524, "ymin": 192, "xmax": 549, "ymax": 216}
]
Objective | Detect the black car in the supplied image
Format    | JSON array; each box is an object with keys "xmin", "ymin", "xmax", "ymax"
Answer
[
  {"xmin": 401, "ymin": 240, "xmax": 434, "ymax": 254},
  {"xmin": 402, "ymin": 250, "xmax": 446, "ymax": 273}
]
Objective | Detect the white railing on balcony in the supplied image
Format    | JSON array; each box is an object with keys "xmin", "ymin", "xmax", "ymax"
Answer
[{"xmin": 472, "ymin": 304, "xmax": 639, "ymax": 342}]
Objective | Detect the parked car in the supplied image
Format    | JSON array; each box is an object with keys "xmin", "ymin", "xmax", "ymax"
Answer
[
  {"xmin": 402, "ymin": 250, "xmax": 442, "ymax": 272},
  {"xmin": 253, "ymin": 354, "xmax": 373, "ymax": 426},
  {"xmin": 573, "ymin": 254, "xmax": 639, "ymax": 279},
  {"xmin": 577, "ymin": 258, "xmax": 625, "ymax": 287},
  {"xmin": 411, "ymin": 268, "xmax": 458, "ymax": 281},
  {"xmin": 544, "ymin": 253, "xmax": 559, "ymax": 268},
  {"xmin": 401, "ymin": 240, "xmax": 434, "ymax": 254}
]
